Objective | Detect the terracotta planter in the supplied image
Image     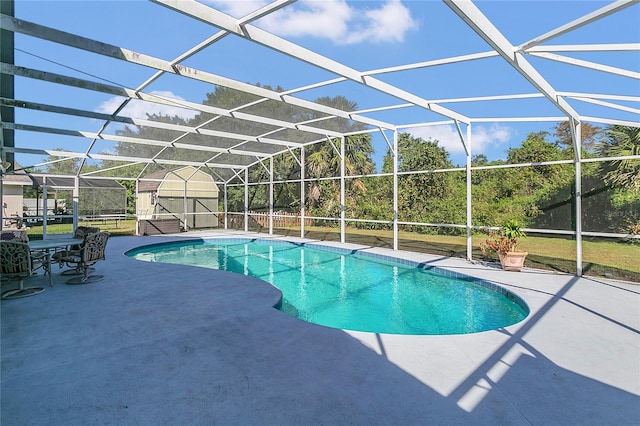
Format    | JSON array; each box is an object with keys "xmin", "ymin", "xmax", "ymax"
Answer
[{"xmin": 498, "ymin": 251, "xmax": 528, "ymax": 272}]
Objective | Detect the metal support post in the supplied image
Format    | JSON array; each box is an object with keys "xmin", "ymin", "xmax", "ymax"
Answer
[
  {"xmin": 42, "ymin": 177, "xmax": 48, "ymax": 238},
  {"xmin": 73, "ymin": 176, "xmax": 79, "ymax": 231},
  {"xmin": 340, "ymin": 136, "xmax": 345, "ymax": 244},
  {"xmin": 269, "ymin": 157, "xmax": 273, "ymax": 235},
  {"xmin": 135, "ymin": 179, "xmax": 140, "ymax": 235},
  {"xmin": 244, "ymin": 168, "xmax": 248, "ymax": 232},
  {"xmin": 574, "ymin": 123, "xmax": 583, "ymax": 276},
  {"xmin": 223, "ymin": 183, "xmax": 228, "ymax": 230},
  {"xmin": 300, "ymin": 146, "xmax": 305, "ymax": 239},
  {"xmin": 466, "ymin": 124, "xmax": 473, "ymax": 261},
  {"xmin": 183, "ymin": 180, "xmax": 188, "ymax": 231},
  {"xmin": 0, "ymin": 0, "xmax": 14, "ymax": 169},
  {"xmin": 393, "ymin": 130, "xmax": 398, "ymax": 251}
]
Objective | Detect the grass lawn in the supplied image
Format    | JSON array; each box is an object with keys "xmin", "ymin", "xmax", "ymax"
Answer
[
  {"xmin": 26, "ymin": 219, "xmax": 137, "ymax": 239},
  {"xmin": 274, "ymin": 225, "xmax": 640, "ymax": 283},
  {"xmin": 24, "ymin": 220, "xmax": 639, "ymax": 283}
]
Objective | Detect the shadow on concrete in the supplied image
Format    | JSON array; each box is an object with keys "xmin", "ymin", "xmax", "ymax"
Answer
[{"xmin": 2, "ymin": 235, "xmax": 637, "ymax": 424}]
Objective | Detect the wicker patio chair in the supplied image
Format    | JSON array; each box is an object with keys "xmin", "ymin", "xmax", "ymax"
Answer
[
  {"xmin": 1, "ymin": 241, "xmax": 46, "ymax": 299},
  {"xmin": 52, "ymin": 226, "xmax": 100, "ymax": 276},
  {"xmin": 61, "ymin": 231, "xmax": 110, "ymax": 285}
]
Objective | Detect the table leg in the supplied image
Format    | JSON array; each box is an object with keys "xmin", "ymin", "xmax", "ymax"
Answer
[{"xmin": 44, "ymin": 248, "xmax": 53, "ymax": 287}]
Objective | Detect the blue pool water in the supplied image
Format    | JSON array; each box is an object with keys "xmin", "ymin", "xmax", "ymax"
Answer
[{"xmin": 126, "ymin": 239, "xmax": 528, "ymax": 335}]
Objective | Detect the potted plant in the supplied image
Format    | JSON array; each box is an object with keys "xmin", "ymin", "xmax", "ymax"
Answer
[{"xmin": 480, "ymin": 220, "xmax": 528, "ymax": 271}]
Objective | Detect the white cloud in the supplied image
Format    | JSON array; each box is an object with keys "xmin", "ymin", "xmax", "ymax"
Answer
[
  {"xmin": 95, "ymin": 91, "xmax": 198, "ymax": 121},
  {"xmin": 205, "ymin": 0, "xmax": 418, "ymax": 44},
  {"xmin": 471, "ymin": 124, "xmax": 512, "ymax": 153},
  {"xmin": 344, "ymin": 0, "xmax": 418, "ymax": 44},
  {"xmin": 262, "ymin": 1, "xmax": 352, "ymax": 43},
  {"xmin": 408, "ymin": 124, "xmax": 512, "ymax": 155},
  {"xmin": 204, "ymin": 1, "xmax": 269, "ymax": 18}
]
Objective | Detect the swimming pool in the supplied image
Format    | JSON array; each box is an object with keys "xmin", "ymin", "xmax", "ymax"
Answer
[{"xmin": 126, "ymin": 238, "xmax": 528, "ymax": 335}]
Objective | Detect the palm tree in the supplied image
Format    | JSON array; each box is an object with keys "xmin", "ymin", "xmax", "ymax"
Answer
[
  {"xmin": 598, "ymin": 125, "xmax": 640, "ymax": 191},
  {"xmin": 304, "ymin": 96, "xmax": 375, "ymax": 212},
  {"xmin": 306, "ymin": 133, "xmax": 375, "ymax": 208}
]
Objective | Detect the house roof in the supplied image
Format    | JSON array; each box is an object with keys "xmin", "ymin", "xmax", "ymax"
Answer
[{"xmin": 1, "ymin": 162, "xmax": 36, "ymax": 185}]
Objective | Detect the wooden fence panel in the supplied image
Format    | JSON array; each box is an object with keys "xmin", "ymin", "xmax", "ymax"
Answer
[{"xmin": 248, "ymin": 211, "xmax": 312, "ymax": 228}]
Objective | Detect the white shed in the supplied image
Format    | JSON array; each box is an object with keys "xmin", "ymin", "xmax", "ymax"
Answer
[{"xmin": 137, "ymin": 166, "xmax": 219, "ymax": 232}]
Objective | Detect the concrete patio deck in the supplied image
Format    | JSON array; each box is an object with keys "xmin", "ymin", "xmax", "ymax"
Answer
[{"xmin": 1, "ymin": 230, "xmax": 638, "ymax": 425}]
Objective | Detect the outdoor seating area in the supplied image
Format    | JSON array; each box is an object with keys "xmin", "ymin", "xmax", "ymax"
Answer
[{"xmin": 1, "ymin": 226, "xmax": 109, "ymax": 297}]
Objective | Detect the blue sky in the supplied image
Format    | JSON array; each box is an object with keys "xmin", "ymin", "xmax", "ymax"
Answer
[{"xmin": 9, "ymin": 0, "xmax": 640, "ymax": 171}]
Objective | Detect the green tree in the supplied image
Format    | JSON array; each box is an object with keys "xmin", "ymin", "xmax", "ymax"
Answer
[
  {"xmin": 471, "ymin": 154, "xmax": 489, "ymax": 166},
  {"xmin": 175, "ymin": 89, "xmax": 377, "ymax": 221},
  {"xmin": 593, "ymin": 125, "xmax": 640, "ymax": 234},
  {"xmin": 505, "ymin": 132, "xmax": 572, "ymax": 197},
  {"xmin": 380, "ymin": 133, "xmax": 464, "ymax": 233},
  {"xmin": 115, "ymin": 179, "xmax": 136, "ymax": 214},
  {"xmin": 352, "ymin": 175, "xmax": 394, "ymax": 227},
  {"xmin": 43, "ymin": 150, "xmax": 81, "ymax": 175},
  {"xmin": 303, "ymin": 96, "xmax": 374, "ymax": 219},
  {"xmin": 469, "ymin": 132, "xmax": 576, "ymax": 229},
  {"xmin": 597, "ymin": 125, "xmax": 640, "ymax": 191},
  {"xmin": 305, "ymin": 133, "xmax": 375, "ymax": 219},
  {"xmin": 506, "ymin": 132, "xmax": 573, "ymax": 224}
]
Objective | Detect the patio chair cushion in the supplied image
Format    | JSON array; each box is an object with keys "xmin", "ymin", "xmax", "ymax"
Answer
[
  {"xmin": 1, "ymin": 229, "xmax": 28, "ymax": 242},
  {"xmin": 73, "ymin": 226, "xmax": 100, "ymax": 239}
]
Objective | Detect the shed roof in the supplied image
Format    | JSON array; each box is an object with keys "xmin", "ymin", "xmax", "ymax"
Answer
[
  {"xmin": 138, "ymin": 166, "xmax": 216, "ymax": 193},
  {"xmin": 138, "ymin": 169, "xmax": 172, "ymax": 193}
]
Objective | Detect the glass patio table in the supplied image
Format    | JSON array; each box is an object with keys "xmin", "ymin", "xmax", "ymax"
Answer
[{"xmin": 28, "ymin": 238, "xmax": 83, "ymax": 286}]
